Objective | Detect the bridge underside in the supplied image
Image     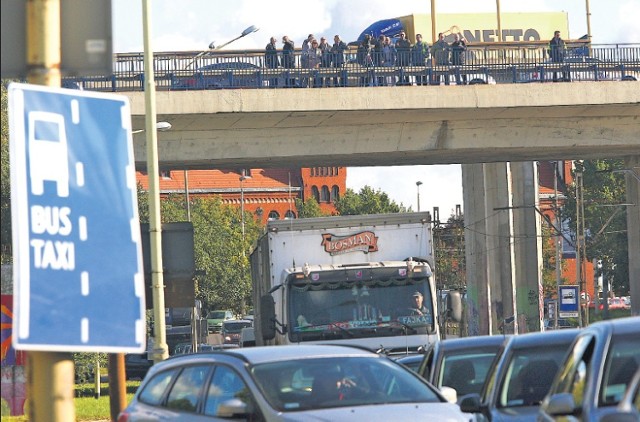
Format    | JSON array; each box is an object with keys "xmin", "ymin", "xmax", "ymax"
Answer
[{"xmin": 127, "ymin": 83, "xmax": 640, "ymax": 170}]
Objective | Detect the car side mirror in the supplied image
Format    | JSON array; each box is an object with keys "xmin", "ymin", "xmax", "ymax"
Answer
[
  {"xmin": 217, "ymin": 398, "xmax": 248, "ymax": 418},
  {"xmin": 440, "ymin": 386, "xmax": 458, "ymax": 404},
  {"xmin": 260, "ymin": 294, "xmax": 277, "ymax": 340},
  {"xmin": 446, "ymin": 291, "xmax": 462, "ymax": 323},
  {"xmin": 546, "ymin": 393, "xmax": 576, "ymax": 416},
  {"xmin": 459, "ymin": 393, "xmax": 482, "ymax": 413}
]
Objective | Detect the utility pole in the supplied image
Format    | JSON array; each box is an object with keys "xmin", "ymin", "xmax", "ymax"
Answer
[
  {"xmin": 26, "ymin": 1, "xmax": 76, "ymax": 420},
  {"xmin": 554, "ymin": 162, "xmax": 562, "ymax": 329},
  {"xmin": 575, "ymin": 170, "xmax": 586, "ymax": 327}
]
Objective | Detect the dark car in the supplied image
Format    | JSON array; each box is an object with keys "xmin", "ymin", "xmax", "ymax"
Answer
[
  {"xmin": 394, "ymin": 353, "xmax": 424, "ymax": 373},
  {"xmin": 125, "ymin": 352, "xmax": 154, "ymax": 380},
  {"xmin": 538, "ymin": 316, "xmax": 640, "ymax": 422},
  {"xmin": 221, "ymin": 319, "xmax": 253, "ymax": 345},
  {"xmin": 416, "ymin": 335, "xmax": 507, "ymax": 402},
  {"xmin": 460, "ymin": 329, "xmax": 581, "ymax": 422},
  {"xmin": 118, "ymin": 344, "xmax": 470, "ymax": 421},
  {"xmin": 171, "ymin": 61, "xmax": 267, "ymax": 90}
]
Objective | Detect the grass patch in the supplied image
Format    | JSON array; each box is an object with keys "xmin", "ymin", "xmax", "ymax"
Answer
[{"xmin": 1, "ymin": 381, "xmax": 140, "ymax": 421}]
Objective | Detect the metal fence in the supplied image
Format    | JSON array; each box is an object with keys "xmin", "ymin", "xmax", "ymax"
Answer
[{"xmin": 63, "ymin": 43, "xmax": 640, "ymax": 92}]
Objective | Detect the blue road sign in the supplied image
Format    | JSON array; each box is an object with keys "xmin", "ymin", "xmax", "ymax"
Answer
[
  {"xmin": 558, "ymin": 285, "xmax": 579, "ymax": 318},
  {"xmin": 8, "ymin": 83, "xmax": 145, "ymax": 352}
]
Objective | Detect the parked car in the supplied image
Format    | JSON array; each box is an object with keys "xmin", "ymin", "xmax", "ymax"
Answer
[
  {"xmin": 222, "ymin": 319, "xmax": 254, "ymax": 345},
  {"xmin": 171, "ymin": 61, "xmax": 278, "ymax": 90},
  {"xmin": 607, "ymin": 297, "xmax": 628, "ymax": 310},
  {"xmin": 460, "ymin": 329, "xmax": 581, "ymax": 421},
  {"xmin": 538, "ymin": 316, "xmax": 640, "ymax": 421},
  {"xmin": 517, "ymin": 57, "xmax": 639, "ymax": 83},
  {"xmin": 416, "ymin": 335, "xmax": 507, "ymax": 402},
  {"xmin": 394, "ymin": 353, "xmax": 424, "ymax": 373},
  {"xmin": 206, "ymin": 309, "xmax": 234, "ymax": 333},
  {"xmin": 118, "ymin": 344, "xmax": 471, "ymax": 421},
  {"xmin": 125, "ymin": 353, "xmax": 154, "ymax": 380}
]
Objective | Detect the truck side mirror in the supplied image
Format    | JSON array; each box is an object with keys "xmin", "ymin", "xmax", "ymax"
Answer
[
  {"xmin": 446, "ymin": 291, "xmax": 462, "ymax": 323},
  {"xmin": 260, "ymin": 295, "xmax": 277, "ymax": 340}
]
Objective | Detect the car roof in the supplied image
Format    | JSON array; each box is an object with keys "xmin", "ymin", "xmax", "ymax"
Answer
[
  {"xmin": 199, "ymin": 62, "xmax": 259, "ymax": 70},
  {"xmin": 223, "ymin": 319, "xmax": 252, "ymax": 324},
  {"xmin": 437, "ymin": 335, "xmax": 508, "ymax": 351},
  {"xmin": 583, "ymin": 316, "xmax": 640, "ymax": 336},
  {"xmin": 505, "ymin": 329, "xmax": 581, "ymax": 349},
  {"xmin": 162, "ymin": 344, "xmax": 380, "ymax": 367}
]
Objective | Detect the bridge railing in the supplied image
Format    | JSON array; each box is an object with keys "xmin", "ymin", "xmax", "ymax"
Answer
[{"xmin": 62, "ymin": 43, "xmax": 640, "ymax": 92}]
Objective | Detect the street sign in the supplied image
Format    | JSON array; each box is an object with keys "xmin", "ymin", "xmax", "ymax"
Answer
[
  {"xmin": 8, "ymin": 83, "xmax": 145, "ymax": 352},
  {"xmin": 558, "ymin": 285, "xmax": 580, "ymax": 318}
]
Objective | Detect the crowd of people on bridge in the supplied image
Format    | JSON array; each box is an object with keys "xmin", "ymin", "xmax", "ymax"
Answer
[{"xmin": 264, "ymin": 30, "xmax": 568, "ymax": 87}]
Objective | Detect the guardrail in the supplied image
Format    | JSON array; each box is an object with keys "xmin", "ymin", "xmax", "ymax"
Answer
[{"xmin": 63, "ymin": 43, "xmax": 640, "ymax": 92}]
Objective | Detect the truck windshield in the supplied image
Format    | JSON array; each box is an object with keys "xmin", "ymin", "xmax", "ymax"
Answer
[{"xmin": 287, "ymin": 270, "xmax": 434, "ymax": 343}]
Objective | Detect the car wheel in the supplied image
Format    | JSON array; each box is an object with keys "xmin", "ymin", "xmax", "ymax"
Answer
[{"xmin": 468, "ymin": 78, "xmax": 487, "ymax": 85}]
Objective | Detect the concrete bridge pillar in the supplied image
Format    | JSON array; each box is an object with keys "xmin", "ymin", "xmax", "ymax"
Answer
[
  {"xmin": 511, "ymin": 161, "xmax": 543, "ymax": 332},
  {"xmin": 625, "ymin": 155, "xmax": 640, "ymax": 316},
  {"xmin": 462, "ymin": 163, "xmax": 491, "ymax": 335},
  {"xmin": 483, "ymin": 163, "xmax": 517, "ymax": 334}
]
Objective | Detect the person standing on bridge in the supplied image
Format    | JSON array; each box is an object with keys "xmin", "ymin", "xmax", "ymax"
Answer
[
  {"xmin": 265, "ymin": 37, "xmax": 280, "ymax": 87},
  {"xmin": 549, "ymin": 30, "xmax": 568, "ymax": 82},
  {"xmin": 412, "ymin": 33, "xmax": 430, "ymax": 85},
  {"xmin": 282, "ymin": 35, "xmax": 296, "ymax": 87},
  {"xmin": 451, "ymin": 34, "xmax": 467, "ymax": 85},
  {"xmin": 395, "ymin": 31, "xmax": 412, "ymax": 85},
  {"xmin": 431, "ymin": 32, "xmax": 450, "ymax": 85},
  {"xmin": 331, "ymin": 35, "xmax": 348, "ymax": 87}
]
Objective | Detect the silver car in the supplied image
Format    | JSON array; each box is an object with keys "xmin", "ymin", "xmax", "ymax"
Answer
[{"xmin": 118, "ymin": 344, "xmax": 471, "ymax": 421}]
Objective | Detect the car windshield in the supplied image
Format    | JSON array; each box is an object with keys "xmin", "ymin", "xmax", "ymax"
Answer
[
  {"xmin": 223, "ymin": 321, "xmax": 252, "ymax": 333},
  {"xmin": 496, "ymin": 346, "xmax": 568, "ymax": 408},
  {"xmin": 209, "ymin": 311, "xmax": 227, "ymax": 319},
  {"xmin": 251, "ymin": 356, "xmax": 441, "ymax": 411},
  {"xmin": 287, "ymin": 272, "xmax": 435, "ymax": 342},
  {"xmin": 438, "ymin": 351, "xmax": 499, "ymax": 396}
]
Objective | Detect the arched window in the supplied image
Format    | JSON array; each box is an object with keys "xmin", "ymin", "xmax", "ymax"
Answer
[
  {"xmin": 284, "ymin": 210, "xmax": 296, "ymax": 219},
  {"xmin": 331, "ymin": 185, "xmax": 340, "ymax": 202},
  {"xmin": 321, "ymin": 186, "xmax": 330, "ymax": 202},
  {"xmin": 268, "ymin": 210, "xmax": 280, "ymax": 220},
  {"xmin": 311, "ymin": 186, "xmax": 320, "ymax": 202}
]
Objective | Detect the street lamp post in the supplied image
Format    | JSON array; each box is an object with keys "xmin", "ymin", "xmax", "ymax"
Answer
[
  {"xmin": 416, "ymin": 181, "xmax": 423, "ymax": 212},
  {"xmin": 142, "ymin": 0, "xmax": 169, "ymax": 363},
  {"xmin": 186, "ymin": 25, "xmax": 259, "ymax": 69}
]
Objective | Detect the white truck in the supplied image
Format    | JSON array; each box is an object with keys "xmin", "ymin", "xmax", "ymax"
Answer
[{"xmin": 251, "ymin": 212, "xmax": 460, "ymax": 352}]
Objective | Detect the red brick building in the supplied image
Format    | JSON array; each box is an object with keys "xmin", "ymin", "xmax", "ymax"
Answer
[
  {"xmin": 136, "ymin": 167, "xmax": 346, "ymax": 225},
  {"xmin": 538, "ymin": 160, "xmax": 595, "ymax": 300}
]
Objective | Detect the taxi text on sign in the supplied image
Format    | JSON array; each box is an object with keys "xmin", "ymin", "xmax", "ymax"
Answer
[{"xmin": 8, "ymin": 83, "xmax": 145, "ymax": 352}]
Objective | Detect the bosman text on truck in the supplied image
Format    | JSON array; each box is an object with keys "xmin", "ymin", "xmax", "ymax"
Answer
[{"xmin": 251, "ymin": 212, "xmax": 461, "ymax": 352}]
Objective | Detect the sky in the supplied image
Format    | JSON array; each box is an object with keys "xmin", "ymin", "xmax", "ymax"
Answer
[{"xmin": 112, "ymin": 0, "xmax": 640, "ymax": 217}]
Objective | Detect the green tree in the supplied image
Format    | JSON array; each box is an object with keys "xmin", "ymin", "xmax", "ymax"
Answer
[
  {"xmin": 563, "ymin": 160, "xmax": 629, "ymax": 295},
  {"xmin": 295, "ymin": 197, "xmax": 327, "ymax": 218},
  {"xmin": 143, "ymin": 193, "xmax": 261, "ymax": 316},
  {"xmin": 334, "ymin": 185, "xmax": 406, "ymax": 215},
  {"xmin": 1, "ymin": 83, "xmax": 11, "ymax": 263},
  {"xmin": 433, "ymin": 212, "xmax": 466, "ymax": 289}
]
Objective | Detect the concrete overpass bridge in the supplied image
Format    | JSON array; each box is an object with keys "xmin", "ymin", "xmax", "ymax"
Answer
[{"xmin": 124, "ymin": 82, "xmax": 640, "ymax": 334}]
